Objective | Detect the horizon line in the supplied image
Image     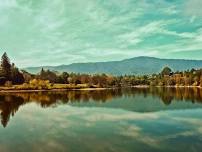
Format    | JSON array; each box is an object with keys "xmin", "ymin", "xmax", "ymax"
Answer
[{"xmin": 22, "ymin": 56, "xmax": 202, "ymax": 69}]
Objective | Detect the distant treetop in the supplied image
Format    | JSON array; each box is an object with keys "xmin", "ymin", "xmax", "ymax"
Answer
[{"xmin": 161, "ymin": 67, "xmax": 172, "ymax": 76}]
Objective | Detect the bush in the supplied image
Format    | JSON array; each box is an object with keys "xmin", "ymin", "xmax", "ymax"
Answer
[
  {"xmin": 158, "ymin": 82, "xmax": 164, "ymax": 86},
  {"xmin": 29, "ymin": 79, "xmax": 51, "ymax": 89},
  {"xmin": 4, "ymin": 81, "xmax": 12, "ymax": 87},
  {"xmin": 0, "ymin": 77, "xmax": 6, "ymax": 85},
  {"xmin": 192, "ymin": 81, "xmax": 198, "ymax": 86},
  {"xmin": 150, "ymin": 81, "xmax": 157, "ymax": 86}
]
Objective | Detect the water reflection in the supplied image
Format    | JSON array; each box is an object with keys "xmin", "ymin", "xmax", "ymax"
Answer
[{"xmin": 1, "ymin": 87, "xmax": 202, "ymax": 128}]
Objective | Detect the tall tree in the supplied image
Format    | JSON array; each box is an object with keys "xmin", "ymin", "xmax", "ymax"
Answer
[
  {"xmin": 39, "ymin": 68, "xmax": 57, "ymax": 83},
  {"xmin": 1, "ymin": 52, "xmax": 11, "ymax": 80},
  {"xmin": 11, "ymin": 63, "xmax": 24, "ymax": 84}
]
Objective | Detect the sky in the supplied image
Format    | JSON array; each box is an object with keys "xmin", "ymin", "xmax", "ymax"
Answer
[{"xmin": 0, "ymin": 0, "xmax": 202, "ymax": 67}]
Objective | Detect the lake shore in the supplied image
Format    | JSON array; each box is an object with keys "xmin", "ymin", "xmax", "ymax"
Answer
[
  {"xmin": 0, "ymin": 88, "xmax": 109, "ymax": 93},
  {"xmin": 0, "ymin": 85, "xmax": 201, "ymax": 93}
]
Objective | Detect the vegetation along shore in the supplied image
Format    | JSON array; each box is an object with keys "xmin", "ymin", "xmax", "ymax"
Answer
[{"xmin": 0, "ymin": 52, "xmax": 202, "ymax": 91}]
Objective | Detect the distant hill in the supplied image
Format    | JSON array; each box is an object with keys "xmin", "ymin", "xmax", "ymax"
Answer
[{"xmin": 24, "ymin": 56, "xmax": 202, "ymax": 75}]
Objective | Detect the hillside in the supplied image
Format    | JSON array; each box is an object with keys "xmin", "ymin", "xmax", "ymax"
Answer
[{"xmin": 24, "ymin": 56, "xmax": 202, "ymax": 75}]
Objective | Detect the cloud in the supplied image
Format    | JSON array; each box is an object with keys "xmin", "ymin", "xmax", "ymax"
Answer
[
  {"xmin": 163, "ymin": 5, "xmax": 179, "ymax": 15},
  {"xmin": 0, "ymin": 0, "xmax": 18, "ymax": 8},
  {"xmin": 0, "ymin": 0, "xmax": 202, "ymax": 67},
  {"xmin": 118, "ymin": 20, "xmax": 177, "ymax": 45},
  {"xmin": 184, "ymin": 0, "xmax": 202, "ymax": 17},
  {"xmin": 154, "ymin": 28, "xmax": 202, "ymax": 55},
  {"xmin": 82, "ymin": 110, "xmax": 159, "ymax": 122}
]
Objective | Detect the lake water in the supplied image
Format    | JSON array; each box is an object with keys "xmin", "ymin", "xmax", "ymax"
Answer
[{"xmin": 0, "ymin": 87, "xmax": 202, "ymax": 152}]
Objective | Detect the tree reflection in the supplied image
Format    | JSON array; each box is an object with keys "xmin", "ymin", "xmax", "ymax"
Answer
[
  {"xmin": 0, "ymin": 95, "xmax": 25, "ymax": 127},
  {"xmin": 1, "ymin": 87, "xmax": 202, "ymax": 127}
]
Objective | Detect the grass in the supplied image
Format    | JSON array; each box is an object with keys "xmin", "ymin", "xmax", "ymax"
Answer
[{"xmin": 0, "ymin": 83, "xmax": 99, "ymax": 91}]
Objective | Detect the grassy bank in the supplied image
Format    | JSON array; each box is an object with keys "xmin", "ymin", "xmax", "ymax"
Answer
[
  {"xmin": 0, "ymin": 83, "xmax": 99, "ymax": 91},
  {"xmin": 0, "ymin": 84, "xmax": 202, "ymax": 93}
]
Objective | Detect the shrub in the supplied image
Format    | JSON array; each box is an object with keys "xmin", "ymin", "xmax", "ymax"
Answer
[
  {"xmin": 4, "ymin": 81, "xmax": 12, "ymax": 87},
  {"xmin": 29, "ymin": 79, "xmax": 51, "ymax": 89},
  {"xmin": 150, "ymin": 81, "xmax": 157, "ymax": 86},
  {"xmin": 0, "ymin": 77, "xmax": 6, "ymax": 85},
  {"xmin": 158, "ymin": 82, "xmax": 164, "ymax": 86},
  {"xmin": 22, "ymin": 83, "xmax": 30, "ymax": 89},
  {"xmin": 192, "ymin": 81, "xmax": 198, "ymax": 86}
]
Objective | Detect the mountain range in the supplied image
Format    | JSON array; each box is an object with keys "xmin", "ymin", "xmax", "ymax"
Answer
[{"xmin": 24, "ymin": 56, "xmax": 202, "ymax": 75}]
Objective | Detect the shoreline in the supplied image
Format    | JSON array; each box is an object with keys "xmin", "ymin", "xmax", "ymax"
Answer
[
  {"xmin": 0, "ymin": 85, "xmax": 201, "ymax": 93},
  {"xmin": 0, "ymin": 87, "xmax": 111, "ymax": 93}
]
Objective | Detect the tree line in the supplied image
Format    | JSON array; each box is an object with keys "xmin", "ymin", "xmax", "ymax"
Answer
[
  {"xmin": 1, "ymin": 52, "xmax": 202, "ymax": 88},
  {"xmin": 32, "ymin": 66, "xmax": 202, "ymax": 87},
  {"xmin": 0, "ymin": 52, "xmax": 24, "ymax": 85}
]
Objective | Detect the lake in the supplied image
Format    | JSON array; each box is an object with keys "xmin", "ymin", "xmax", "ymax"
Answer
[{"xmin": 0, "ymin": 87, "xmax": 202, "ymax": 152}]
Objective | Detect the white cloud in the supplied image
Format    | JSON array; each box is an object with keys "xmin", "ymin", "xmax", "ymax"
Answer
[
  {"xmin": 190, "ymin": 16, "xmax": 196, "ymax": 23},
  {"xmin": 118, "ymin": 20, "xmax": 180, "ymax": 45},
  {"xmin": 184, "ymin": 0, "xmax": 202, "ymax": 17},
  {"xmin": 163, "ymin": 5, "xmax": 179, "ymax": 15},
  {"xmin": 0, "ymin": 0, "xmax": 18, "ymax": 8},
  {"xmin": 118, "ymin": 21, "xmax": 166, "ymax": 45},
  {"xmin": 0, "ymin": 0, "xmax": 202, "ymax": 66}
]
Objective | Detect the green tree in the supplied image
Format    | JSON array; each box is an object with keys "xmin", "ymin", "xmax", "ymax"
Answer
[
  {"xmin": 1, "ymin": 52, "xmax": 11, "ymax": 80},
  {"xmin": 38, "ymin": 68, "xmax": 57, "ymax": 83},
  {"xmin": 56, "ymin": 72, "xmax": 69, "ymax": 84},
  {"xmin": 11, "ymin": 63, "xmax": 24, "ymax": 84},
  {"xmin": 161, "ymin": 66, "xmax": 172, "ymax": 76}
]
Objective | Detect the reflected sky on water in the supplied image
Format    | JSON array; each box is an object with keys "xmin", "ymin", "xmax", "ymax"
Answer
[{"xmin": 0, "ymin": 88, "xmax": 202, "ymax": 152}]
